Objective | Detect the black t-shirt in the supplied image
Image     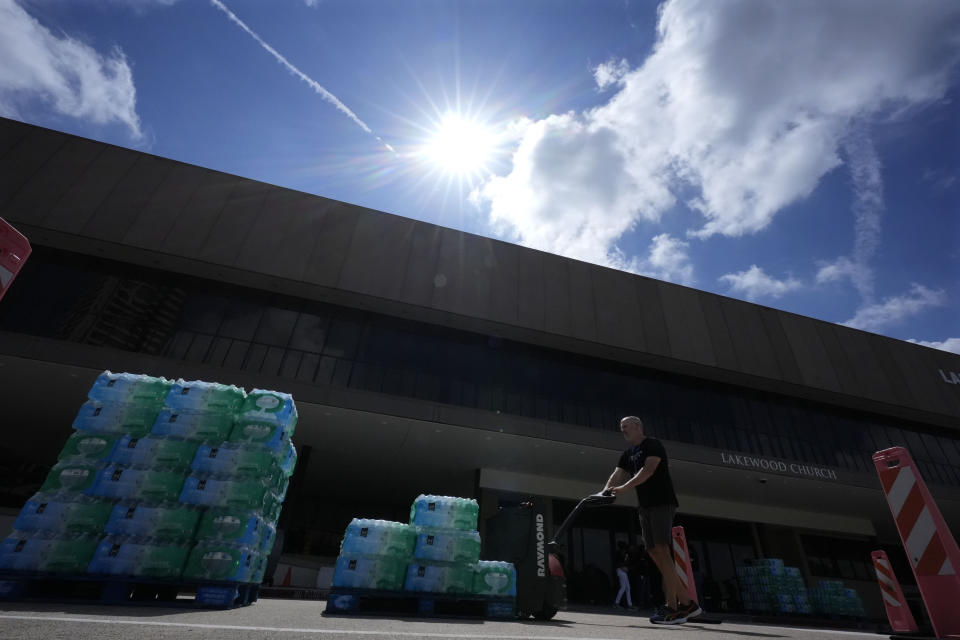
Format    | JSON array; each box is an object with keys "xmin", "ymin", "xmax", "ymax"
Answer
[{"xmin": 617, "ymin": 437, "xmax": 679, "ymax": 509}]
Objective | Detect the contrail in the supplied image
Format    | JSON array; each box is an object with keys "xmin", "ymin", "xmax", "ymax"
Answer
[
  {"xmin": 842, "ymin": 125, "xmax": 883, "ymax": 304},
  {"xmin": 209, "ymin": 0, "xmax": 395, "ymax": 153}
]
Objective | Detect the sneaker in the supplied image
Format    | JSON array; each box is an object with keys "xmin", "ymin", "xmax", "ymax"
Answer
[
  {"xmin": 650, "ymin": 606, "xmax": 687, "ymax": 625},
  {"xmin": 680, "ymin": 600, "xmax": 703, "ymax": 619}
]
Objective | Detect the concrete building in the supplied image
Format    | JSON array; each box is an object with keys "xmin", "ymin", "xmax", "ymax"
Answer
[{"xmin": 1, "ymin": 117, "xmax": 958, "ymax": 617}]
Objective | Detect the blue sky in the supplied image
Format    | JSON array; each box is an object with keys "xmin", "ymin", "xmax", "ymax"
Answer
[{"xmin": 1, "ymin": 0, "xmax": 958, "ymax": 354}]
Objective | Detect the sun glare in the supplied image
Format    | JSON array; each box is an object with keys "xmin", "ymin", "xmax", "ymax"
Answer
[{"xmin": 423, "ymin": 114, "xmax": 495, "ymax": 176}]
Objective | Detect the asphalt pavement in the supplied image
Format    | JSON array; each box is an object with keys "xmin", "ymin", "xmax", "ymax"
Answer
[{"xmin": 0, "ymin": 598, "xmax": 888, "ymax": 640}]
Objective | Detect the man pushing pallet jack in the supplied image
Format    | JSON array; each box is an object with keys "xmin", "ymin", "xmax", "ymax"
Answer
[
  {"xmin": 602, "ymin": 415, "xmax": 703, "ymax": 625},
  {"xmin": 484, "ymin": 415, "xmax": 712, "ymax": 623}
]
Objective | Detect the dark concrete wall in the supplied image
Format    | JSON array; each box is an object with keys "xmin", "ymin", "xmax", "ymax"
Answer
[{"xmin": 2, "ymin": 117, "xmax": 958, "ymax": 429}]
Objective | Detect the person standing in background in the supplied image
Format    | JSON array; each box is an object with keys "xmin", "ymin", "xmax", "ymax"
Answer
[{"xmin": 613, "ymin": 541, "xmax": 636, "ymax": 609}]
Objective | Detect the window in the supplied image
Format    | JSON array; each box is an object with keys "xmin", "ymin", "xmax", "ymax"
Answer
[
  {"xmin": 2, "ymin": 246, "xmax": 959, "ymax": 489},
  {"xmin": 289, "ymin": 312, "xmax": 328, "ymax": 353},
  {"xmin": 218, "ymin": 300, "xmax": 262, "ymax": 341},
  {"xmin": 179, "ymin": 295, "xmax": 227, "ymax": 334},
  {"xmin": 802, "ymin": 535, "xmax": 875, "ymax": 581},
  {"xmin": 322, "ymin": 318, "xmax": 362, "ymax": 358},
  {"xmin": 255, "ymin": 306, "xmax": 298, "ymax": 346}
]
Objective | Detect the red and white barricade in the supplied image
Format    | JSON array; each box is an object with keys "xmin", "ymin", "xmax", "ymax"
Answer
[
  {"xmin": 871, "ymin": 550, "xmax": 919, "ymax": 634},
  {"xmin": 0, "ymin": 218, "xmax": 31, "ymax": 303},
  {"xmin": 672, "ymin": 525, "xmax": 698, "ymax": 603},
  {"xmin": 873, "ymin": 447, "xmax": 960, "ymax": 639}
]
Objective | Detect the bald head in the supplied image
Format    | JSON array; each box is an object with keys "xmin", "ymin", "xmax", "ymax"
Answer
[{"xmin": 620, "ymin": 416, "xmax": 645, "ymax": 444}]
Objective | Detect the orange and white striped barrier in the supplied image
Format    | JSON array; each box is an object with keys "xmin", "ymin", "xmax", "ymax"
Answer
[
  {"xmin": 672, "ymin": 525, "xmax": 698, "ymax": 603},
  {"xmin": 873, "ymin": 447, "xmax": 960, "ymax": 639},
  {"xmin": 871, "ymin": 550, "xmax": 918, "ymax": 634}
]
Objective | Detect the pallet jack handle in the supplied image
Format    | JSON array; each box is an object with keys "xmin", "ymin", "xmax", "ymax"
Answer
[{"xmin": 548, "ymin": 490, "xmax": 617, "ymax": 546}]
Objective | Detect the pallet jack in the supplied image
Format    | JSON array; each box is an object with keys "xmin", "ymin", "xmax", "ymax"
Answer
[{"xmin": 482, "ymin": 490, "xmax": 615, "ymax": 619}]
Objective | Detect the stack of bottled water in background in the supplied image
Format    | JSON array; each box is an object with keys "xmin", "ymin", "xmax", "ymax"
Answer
[
  {"xmin": 809, "ymin": 579, "xmax": 865, "ymax": 617},
  {"xmin": 0, "ymin": 371, "xmax": 297, "ymax": 586},
  {"xmin": 736, "ymin": 558, "xmax": 813, "ymax": 615},
  {"xmin": 331, "ymin": 494, "xmax": 516, "ymax": 599}
]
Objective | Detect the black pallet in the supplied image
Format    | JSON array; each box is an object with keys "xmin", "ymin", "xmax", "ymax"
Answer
[
  {"xmin": 0, "ymin": 571, "xmax": 259, "ymax": 609},
  {"xmin": 324, "ymin": 588, "xmax": 516, "ymax": 619}
]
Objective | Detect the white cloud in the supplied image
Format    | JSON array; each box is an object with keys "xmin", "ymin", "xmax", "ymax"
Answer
[
  {"xmin": 475, "ymin": 0, "xmax": 960, "ymax": 275},
  {"xmin": 0, "ymin": 0, "xmax": 142, "ymax": 138},
  {"xmin": 843, "ymin": 284, "xmax": 945, "ymax": 331},
  {"xmin": 481, "ymin": 112, "xmax": 673, "ymax": 268},
  {"xmin": 593, "ymin": 58, "xmax": 630, "ymax": 90},
  {"xmin": 907, "ymin": 337, "xmax": 960, "ymax": 355},
  {"xmin": 638, "ymin": 233, "xmax": 695, "ymax": 285},
  {"xmin": 719, "ymin": 265, "xmax": 802, "ymax": 301}
]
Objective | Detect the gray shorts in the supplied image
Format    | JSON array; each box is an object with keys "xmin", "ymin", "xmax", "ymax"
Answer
[{"xmin": 638, "ymin": 505, "xmax": 676, "ymax": 549}]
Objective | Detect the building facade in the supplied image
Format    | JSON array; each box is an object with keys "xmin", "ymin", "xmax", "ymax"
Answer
[{"xmin": 1, "ymin": 117, "xmax": 959, "ymax": 617}]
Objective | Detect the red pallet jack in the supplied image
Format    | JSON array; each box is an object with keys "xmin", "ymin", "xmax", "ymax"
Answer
[
  {"xmin": 484, "ymin": 491, "xmax": 721, "ymax": 625},
  {"xmin": 482, "ymin": 490, "xmax": 616, "ymax": 619},
  {"xmin": 873, "ymin": 447, "xmax": 960, "ymax": 640}
]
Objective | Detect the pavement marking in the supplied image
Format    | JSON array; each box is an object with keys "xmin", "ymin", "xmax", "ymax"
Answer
[{"xmin": 0, "ymin": 613, "xmax": 882, "ymax": 638}]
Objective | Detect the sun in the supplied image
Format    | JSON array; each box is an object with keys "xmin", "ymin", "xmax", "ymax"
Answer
[{"xmin": 422, "ymin": 114, "xmax": 495, "ymax": 177}]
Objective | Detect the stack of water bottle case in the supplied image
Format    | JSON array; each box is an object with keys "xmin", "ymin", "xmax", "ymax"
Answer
[
  {"xmin": 737, "ymin": 558, "xmax": 864, "ymax": 617},
  {"xmin": 332, "ymin": 495, "xmax": 517, "ymax": 602},
  {"xmin": 0, "ymin": 371, "xmax": 297, "ymax": 589}
]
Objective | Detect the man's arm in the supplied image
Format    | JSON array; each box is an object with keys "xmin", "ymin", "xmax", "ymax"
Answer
[
  {"xmin": 604, "ymin": 466, "xmax": 630, "ymax": 492},
  {"xmin": 610, "ymin": 456, "xmax": 661, "ymax": 496}
]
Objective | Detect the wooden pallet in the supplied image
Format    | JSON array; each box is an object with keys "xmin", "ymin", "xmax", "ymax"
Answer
[
  {"xmin": 324, "ymin": 588, "xmax": 515, "ymax": 619},
  {"xmin": 0, "ymin": 571, "xmax": 259, "ymax": 608}
]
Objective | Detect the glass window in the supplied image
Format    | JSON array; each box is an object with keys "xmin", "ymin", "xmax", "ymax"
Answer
[
  {"xmin": 165, "ymin": 331, "xmax": 194, "ymax": 360},
  {"xmin": 207, "ymin": 337, "xmax": 232, "ymax": 366},
  {"xmin": 279, "ymin": 351, "xmax": 301, "ymax": 379},
  {"xmin": 7, "ymin": 246, "xmax": 960, "ymax": 482},
  {"xmin": 331, "ymin": 359, "xmax": 353, "ymax": 386},
  {"xmin": 921, "ymin": 461, "xmax": 939, "ymax": 484},
  {"xmin": 807, "ymin": 555, "xmax": 828, "ymax": 577},
  {"xmin": 353, "ymin": 362, "xmax": 384, "ymax": 393},
  {"xmin": 314, "ymin": 356, "xmax": 338, "ymax": 385},
  {"xmin": 940, "ymin": 436, "xmax": 960, "ymax": 466},
  {"xmin": 224, "ymin": 340, "xmax": 249, "ymax": 369},
  {"xmin": 261, "ymin": 346, "xmax": 286, "ymax": 376},
  {"xmin": 218, "ymin": 300, "xmax": 262, "ymax": 341},
  {"xmin": 290, "ymin": 312, "xmax": 328, "ymax": 352},
  {"xmin": 903, "ymin": 430, "xmax": 931, "ymax": 463},
  {"xmin": 868, "ymin": 424, "xmax": 893, "ymax": 452},
  {"xmin": 179, "ymin": 295, "xmax": 227, "ymax": 334},
  {"xmin": 255, "ymin": 306, "xmax": 299, "ymax": 347},
  {"xmin": 383, "ymin": 368, "xmax": 416, "ymax": 397},
  {"xmin": 837, "ymin": 558, "xmax": 856, "ymax": 579},
  {"xmin": 185, "ymin": 334, "xmax": 212, "ymax": 363},
  {"xmin": 297, "ymin": 353, "xmax": 320, "ymax": 383},
  {"xmin": 920, "ymin": 433, "xmax": 949, "ymax": 465},
  {"xmin": 886, "ymin": 426, "xmax": 908, "ymax": 450},
  {"xmin": 323, "ymin": 318, "xmax": 362, "ymax": 358},
  {"xmin": 506, "ymin": 391, "xmax": 523, "ymax": 416},
  {"xmin": 934, "ymin": 463, "xmax": 957, "ymax": 487},
  {"xmin": 243, "ymin": 344, "xmax": 267, "ymax": 372},
  {"xmin": 757, "ymin": 432, "xmax": 775, "ymax": 457}
]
